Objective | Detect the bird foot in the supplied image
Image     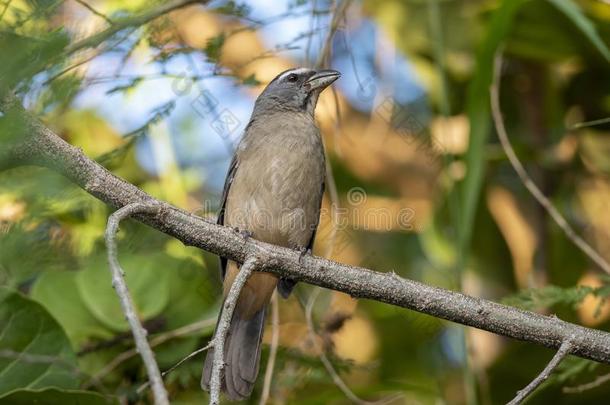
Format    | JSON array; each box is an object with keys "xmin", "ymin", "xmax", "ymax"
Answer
[
  {"xmin": 292, "ymin": 245, "xmax": 311, "ymax": 264},
  {"xmin": 234, "ymin": 227, "xmax": 253, "ymax": 240}
]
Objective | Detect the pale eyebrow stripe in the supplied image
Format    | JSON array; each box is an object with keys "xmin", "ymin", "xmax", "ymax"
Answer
[{"xmin": 277, "ymin": 68, "xmax": 310, "ymax": 81}]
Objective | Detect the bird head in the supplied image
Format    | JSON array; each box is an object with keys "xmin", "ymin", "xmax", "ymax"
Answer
[{"xmin": 253, "ymin": 68, "xmax": 341, "ymax": 116}]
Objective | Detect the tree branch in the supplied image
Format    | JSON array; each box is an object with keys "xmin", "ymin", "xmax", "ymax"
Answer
[
  {"xmin": 315, "ymin": 0, "xmax": 351, "ymax": 68},
  {"xmin": 64, "ymin": 0, "xmax": 209, "ymax": 56},
  {"xmin": 304, "ymin": 288, "xmax": 378, "ymax": 404},
  {"xmin": 105, "ymin": 203, "xmax": 168, "ymax": 405},
  {"xmin": 83, "ymin": 317, "xmax": 215, "ymax": 389},
  {"xmin": 507, "ymin": 339, "xmax": 573, "ymax": 404},
  {"xmin": 4, "ymin": 101, "xmax": 610, "ymax": 369},
  {"xmin": 490, "ymin": 50, "xmax": 610, "ymax": 275},
  {"xmin": 209, "ymin": 256, "xmax": 258, "ymax": 405},
  {"xmin": 563, "ymin": 371, "xmax": 610, "ymax": 394},
  {"xmin": 259, "ymin": 292, "xmax": 279, "ymax": 405},
  {"xmin": 74, "ymin": 0, "xmax": 114, "ymax": 25},
  {"xmin": 137, "ymin": 342, "xmax": 213, "ymax": 395}
]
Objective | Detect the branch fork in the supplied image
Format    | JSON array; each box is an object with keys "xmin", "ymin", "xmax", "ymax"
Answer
[{"xmin": 105, "ymin": 203, "xmax": 168, "ymax": 405}]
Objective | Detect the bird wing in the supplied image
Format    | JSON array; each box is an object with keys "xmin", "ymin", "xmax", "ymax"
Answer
[
  {"xmin": 217, "ymin": 153, "xmax": 239, "ymax": 280},
  {"xmin": 306, "ymin": 179, "xmax": 325, "ymax": 252},
  {"xmin": 277, "ymin": 179, "xmax": 325, "ymax": 298}
]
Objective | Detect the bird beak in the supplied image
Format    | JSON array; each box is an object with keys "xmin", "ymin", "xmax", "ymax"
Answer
[{"xmin": 304, "ymin": 69, "xmax": 341, "ymax": 91}]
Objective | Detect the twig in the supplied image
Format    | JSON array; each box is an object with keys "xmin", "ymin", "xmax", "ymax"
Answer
[
  {"xmin": 259, "ymin": 292, "xmax": 280, "ymax": 405},
  {"xmin": 314, "ymin": 0, "xmax": 343, "ymax": 259},
  {"xmin": 42, "ymin": 28, "xmax": 134, "ymax": 86},
  {"xmin": 490, "ymin": 50, "xmax": 610, "ymax": 275},
  {"xmin": 16, "ymin": 0, "xmax": 209, "ymax": 86},
  {"xmin": 0, "ymin": 0, "xmax": 13, "ymax": 21},
  {"xmin": 563, "ymin": 371, "xmax": 610, "ymax": 394},
  {"xmin": 105, "ymin": 202, "xmax": 169, "ymax": 405},
  {"xmin": 64, "ymin": 0, "xmax": 204, "ymax": 56},
  {"xmin": 304, "ymin": 289, "xmax": 381, "ymax": 405},
  {"xmin": 74, "ymin": 0, "xmax": 114, "ymax": 25},
  {"xmin": 315, "ymin": 0, "xmax": 351, "ymax": 68},
  {"xmin": 137, "ymin": 343, "xmax": 213, "ymax": 394},
  {"xmin": 304, "ymin": 0, "xmax": 319, "ymax": 67},
  {"xmin": 65, "ymin": 0, "xmax": 209, "ymax": 56},
  {"xmin": 569, "ymin": 116, "xmax": 610, "ymax": 130},
  {"xmin": 507, "ymin": 339, "xmax": 573, "ymax": 404},
  {"xmin": 83, "ymin": 317, "xmax": 215, "ymax": 388},
  {"xmin": 209, "ymin": 256, "xmax": 258, "ymax": 405}
]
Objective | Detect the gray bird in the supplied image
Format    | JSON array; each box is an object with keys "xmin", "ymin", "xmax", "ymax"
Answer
[{"xmin": 201, "ymin": 67, "xmax": 340, "ymax": 400}]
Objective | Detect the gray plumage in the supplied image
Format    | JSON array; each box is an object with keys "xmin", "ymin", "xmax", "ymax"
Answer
[{"xmin": 201, "ymin": 68, "xmax": 340, "ymax": 400}]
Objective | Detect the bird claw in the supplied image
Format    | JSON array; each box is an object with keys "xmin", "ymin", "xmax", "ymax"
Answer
[
  {"xmin": 234, "ymin": 227, "xmax": 253, "ymax": 240},
  {"xmin": 293, "ymin": 246, "xmax": 311, "ymax": 263}
]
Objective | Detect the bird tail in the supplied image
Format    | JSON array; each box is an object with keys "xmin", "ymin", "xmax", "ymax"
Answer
[{"xmin": 201, "ymin": 307, "xmax": 267, "ymax": 401}]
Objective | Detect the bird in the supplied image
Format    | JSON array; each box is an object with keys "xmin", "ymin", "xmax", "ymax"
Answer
[{"xmin": 201, "ymin": 67, "xmax": 340, "ymax": 400}]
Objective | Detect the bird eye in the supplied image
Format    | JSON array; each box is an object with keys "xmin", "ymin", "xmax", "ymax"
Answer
[{"xmin": 286, "ymin": 74, "xmax": 298, "ymax": 82}]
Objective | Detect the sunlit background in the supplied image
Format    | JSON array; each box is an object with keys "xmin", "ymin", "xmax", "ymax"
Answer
[{"xmin": 2, "ymin": 0, "xmax": 610, "ymax": 404}]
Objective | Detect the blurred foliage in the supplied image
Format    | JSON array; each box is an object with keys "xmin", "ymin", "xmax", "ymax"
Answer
[{"xmin": 2, "ymin": 0, "xmax": 610, "ymax": 404}]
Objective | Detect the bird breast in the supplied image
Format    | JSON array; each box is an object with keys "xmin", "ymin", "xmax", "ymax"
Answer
[{"xmin": 225, "ymin": 114, "xmax": 325, "ymax": 247}]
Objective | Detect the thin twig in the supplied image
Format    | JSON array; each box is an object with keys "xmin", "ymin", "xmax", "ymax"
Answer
[
  {"xmin": 209, "ymin": 256, "xmax": 258, "ymax": 405},
  {"xmin": 507, "ymin": 339, "xmax": 573, "ymax": 404},
  {"xmin": 74, "ymin": 0, "xmax": 114, "ymax": 25},
  {"xmin": 563, "ymin": 371, "xmax": 610, "ymax": 394},
  {"xmin": 43, "ymin": 28, "xmax": 135, "ymax": 86},
  {"xmin": 259, "ymin": 292, "xmax": 280, "ymax": 405},
  {"xmin": 490, "ymin": 51, "xmax": 610, "ymax": 275},
  {"xmin": 0, "ymin": 0, "xmax": 13, "ymax": 21},
  {"xmin": 137, "ymin": 343, "xmax": 213, "ymax": 394},
  {"xmin": 105, "ymin": 202, "xmax": 169, "ymax": 405},
  {"xmin": 315, "ymin": 0, "xmax": 351, "ymax": 68},
  {"xmin": 83, "ymin": 317, "xmax": 215, "ymax": 388},
  {"xmin": 314, "ymin": 0, "xmax": 344, "ymax": 259},
  {"xmin": 304, "ymin": 289, "xmax": 382, "ymax": 405},
  {"xmin": 569, "ymin": 116, "xmax": 610, "ymax": 130},
  {"xmin": 65, "ymin": 0, "xmax": 208, "ymax": 56},
  {"xmin": 305, "ymin": 0, "xmax": 319, "ymax": 67}
]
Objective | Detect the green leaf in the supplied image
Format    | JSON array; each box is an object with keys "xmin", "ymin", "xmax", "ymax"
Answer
[
  {"xmin": 459, "ymin": 0, "xmax": 528, "ymax": 253},
  {"xmin": 547, "ymin": 0, "xmax": 610, "ymax": 63},
  {"xmin": 0, "ymin": 30, "xmax": 69, "ymax": 89},
  {"xmin": 212, "ymin": 1, "xmax": 251, "ymax": 17},
  {"xmin": 204, "ymin": 33, "xmax": 225, "ymax": 63},
  {"xmin": 502, "ymin": 285, "xmax": 594, "ymax": 311},
  {"xmin": 162, "ymin": 241, "xmax": 217, "ymax": 329},
  {"xmin": 0, "ymin": 387, "xmax": 117, "ymax": 405},
  {"xmin": 242, "ymin": 73, "xmax": 261, "ymax": 87},
  {"xmin": 0, "ymin": 287, "xmax": 78, "ymax": 395},
  {"xmin": 31, "ymin": 272, "xmax": 114, "ymax": 347},
  {"xmin": 75, "ymin": 253, "xmax": 171, "ymax": 332},
  {"xmin": 0, "ymin": 222, "xmax": 67, "ymax": 286}
]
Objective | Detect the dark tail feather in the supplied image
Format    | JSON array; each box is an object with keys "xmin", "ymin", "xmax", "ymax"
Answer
[{"xmin": 202, "ymin": 308, "xmax": 266, "ymax": 401}]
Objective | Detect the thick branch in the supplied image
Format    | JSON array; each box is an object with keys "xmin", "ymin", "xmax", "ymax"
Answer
[
  {"xmin": 4, "ymin": 106, "xmax": 610, "ymax": 368},
  {"xmin": 105, "ymin": 203, "xmax": 168, "ymax": 405}
]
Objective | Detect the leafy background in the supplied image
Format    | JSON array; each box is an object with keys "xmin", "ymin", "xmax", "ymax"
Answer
[{"xmin": 2, "ymin": 0, "xmax": 610, "ymax": 404}]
